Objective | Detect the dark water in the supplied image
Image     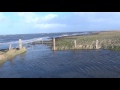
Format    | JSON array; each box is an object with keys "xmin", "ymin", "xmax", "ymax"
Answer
[{"xmin": 0, "ymin": 44, "xmax": 120, "ymax": 78}]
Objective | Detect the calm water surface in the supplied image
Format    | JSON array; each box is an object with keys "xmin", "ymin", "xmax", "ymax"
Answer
[{"xmin": 0, "ymin": 44, "xmax": 120, "ymax": 78}]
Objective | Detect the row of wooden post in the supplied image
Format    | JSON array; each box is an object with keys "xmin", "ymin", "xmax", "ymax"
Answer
[
  {"xmin": 8, "ymin": 38, "xmax": 99, "ymax": 51},
  {"xmin": 52, "ymin": 38, "xmax": 99, "ymax": 50},
  {"xmin": 9, "ymin": 39, "xmax": 22, "ymax": 50}
]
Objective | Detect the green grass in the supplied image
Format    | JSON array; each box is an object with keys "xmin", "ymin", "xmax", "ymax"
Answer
[{"xmin": 55, "ymin": 31, "xmax": 120, "ymax": 51}]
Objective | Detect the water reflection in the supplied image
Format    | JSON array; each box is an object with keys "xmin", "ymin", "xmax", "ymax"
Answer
[
  {"xmin": 19, "ymin": 52, "xmax": 26, "ymax": 63},
  {"xmin": 0, "ymin": 60, "xmax": 5, "ymax": 67},
  {"xmin": 52, "ymin": 50, "xmax": 56, "ymax": 57},
  {"xmin": 8, "ymin": 58, "xmax": 14, "ymax": 65}
]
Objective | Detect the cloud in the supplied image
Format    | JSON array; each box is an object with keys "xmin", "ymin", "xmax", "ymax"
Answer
[
  {"xmin": 43, "ymin": 14, "xmax": 58, "ymax": 21},
  {"xmin": 73, "ymin": 12, "xmax": 120, "ymax": 24},
  {"xmin": 3, "ymin": 12, "xmax": 120, "ymax": 34},
  {"xmin": 17, "ymin": 12, "xmax": 64, "ymax": 29},
  {"xmin": 17, "ymin": 12, "xmax": 58, "ymax": 23},
  {"xmin": 0, "ymin": 13, "xmax": 6, "ymax": 23},
  {"xmin": 17, "ymin": 12, "xmax": 39, "ymax": 23},
  {"xmin": 35, "ymin": 23, "xmax": 67, "ymax": 29}
]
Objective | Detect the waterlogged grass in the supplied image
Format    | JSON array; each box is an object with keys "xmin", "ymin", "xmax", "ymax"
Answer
[
  {"xmin": 113, "ymin": 46, "xmax": 120, "ymax": 51},
  {"xmin": 0, "ymin": 47, "xmax": 26, "ymax": 61},
  {"xmin": 56, "ymin": 38, "xmax": 74, "ymax": 50},
  {"xmin": 55, "ymin": 31, "xmax": 120, "ymax": 51},
  {"xmin": 107, "ymin": 46, "xmax": 120, "ymax": 51}
]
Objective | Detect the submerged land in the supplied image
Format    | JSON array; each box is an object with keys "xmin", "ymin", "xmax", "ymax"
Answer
[
  {"xmin": 0, "ymin": 30, "xmax": 120, "ymax": 62},
  {"xmin": 0, "ymin": 47, "xmax": 26, "ymax": 63}
]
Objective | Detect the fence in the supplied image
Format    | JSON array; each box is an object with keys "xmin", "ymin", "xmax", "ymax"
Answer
[
  {"xmin": 0, "ymin": 38, "xmax": 53, "ymax": 51},
  {"xmin": 53, "ymin": 37, "xmax": 102, "ymax": 50},
  {"xmin": 53, "ymin": 35, "xmax": 120, "ymax": 51},
  {"xmin": 1, "ymin": 37, "xmax": 120, "ymax": 51},
  {"xmin": 0, "ymin": 39, "xmax": 26, "ymax": 51}
]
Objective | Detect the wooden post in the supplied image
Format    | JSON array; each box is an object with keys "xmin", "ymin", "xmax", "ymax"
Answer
[
  {"xmin": 9, "ymin": 44, "xmax": 12, "ymax": 50},
  {"xmin": 74, "ymin": 40, "xmax": 76, "ymax": 49},
  {"xmin": 19, "ymin": 39, "xmax": 22, "ymax": 49},
  {"xmin": 53, "ymin": 38, "xmax": 55, "ymax": 50},
  {"xmin": 96, "ymin": 40, "xmax": 98, "ymax": 49}
]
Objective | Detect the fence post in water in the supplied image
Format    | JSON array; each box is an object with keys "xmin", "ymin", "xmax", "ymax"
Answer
[
  {"xmin": 74, "ymin": 40, "xmax": 76, "ymax": 49},
  {"xmin": 96, "ymin": 40, "xmax": 99, "ymax": 49},
  {"xmin": 9, "ymin": 44, "xmax": 12, "ymax": 50},
  {"xmin": 19, "ymin": 39, "xmax": 22, "ymax": 49},
  {"xmin": 52, "ymin": 38, "xmax": 56, "ymax": 50}
]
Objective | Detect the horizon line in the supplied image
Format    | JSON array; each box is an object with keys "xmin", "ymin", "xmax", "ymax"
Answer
[{"xmin": 0, "ymin": 30, "xmax": 120, "ymax": 35}]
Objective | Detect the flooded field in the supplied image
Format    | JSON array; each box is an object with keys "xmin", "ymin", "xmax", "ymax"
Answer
[{"xmin": 0, "ymin": 44, "xmax": 120, "ymax": 78}]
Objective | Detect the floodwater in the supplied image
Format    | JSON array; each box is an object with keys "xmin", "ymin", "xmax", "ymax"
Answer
[{"xmin": 0, "ymin": 44, "xmax": 120, "ymax": 78}]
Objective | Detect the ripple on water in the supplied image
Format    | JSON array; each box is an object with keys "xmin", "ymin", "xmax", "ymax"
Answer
[{"xmin": 0, "ymin": 46, "xmax": 120, "ymax": 78}]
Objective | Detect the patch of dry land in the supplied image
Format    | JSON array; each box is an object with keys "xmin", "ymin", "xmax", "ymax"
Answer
[
  {"xmin": 55, "ymin": 31, "xmax": 120, "ymax": 51},
  {"xmin": 0, "ymin": 47, "xmax": 26, "ymax": 62}
]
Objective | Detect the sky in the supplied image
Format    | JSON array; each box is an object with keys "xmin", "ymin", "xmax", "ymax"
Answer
[{"xmin": 0, "ymin": 12, "xmax": 120, "ymax": 35}]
